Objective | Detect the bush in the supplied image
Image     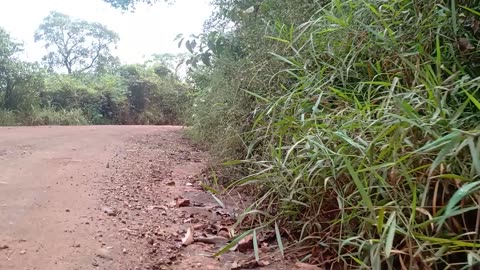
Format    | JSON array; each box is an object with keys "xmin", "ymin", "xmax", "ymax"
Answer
[
  {"xmin": 24, "ymin": 107, "xmax": 89, "ymax": 125},
  {"xmin": 0, "ymin": 110, "xmax": 18, "ymax": 126}
]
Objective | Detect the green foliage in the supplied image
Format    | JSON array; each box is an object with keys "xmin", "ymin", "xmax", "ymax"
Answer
[
  {"xmin": 34, "ymin": 11, "xmax": 120, "ymax": 74},
  {"xmin": 0, "ymin": 107, "xmax": 88, "ymax": 126},
  {"xmin": 37, "ymin": 63, "xmax": 188, "ymax": 125},
  {"xmin": 119, "ymin": 63, "xmax": 189, "ymax": 124},
  {"xmin": 0, "ymin": 27, "xmax": 45, "ymax": 111},
  {"xmin": 1, "ymin": 24, "xmax": 188, "ymax": 126},
  {"xmin": 102, "ymin": 0, "xmax": 168, "ymax": 10},
  {"xmin": 184, "ymin": 0, "xmax": 480, "ymax": 268},
  {"xmin": 24, "ymin": 107, "xmax": 89, "ymax": 125},
  {"xmin": 0, "ymin": 109, "xmax": 17, "ymax": 125}
]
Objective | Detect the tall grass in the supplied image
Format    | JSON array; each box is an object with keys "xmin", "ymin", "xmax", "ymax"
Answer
[{"xmin": 212, "ymin": 0, "xmax": 480, "ymax": 268}]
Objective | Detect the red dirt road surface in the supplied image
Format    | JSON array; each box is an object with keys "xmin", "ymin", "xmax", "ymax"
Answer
[{"xmin": 0, "ymin": 126, "xmax": 172, "ymax": 269}]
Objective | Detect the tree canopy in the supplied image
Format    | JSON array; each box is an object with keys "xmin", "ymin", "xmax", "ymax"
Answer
[
  {"xmin": 102, "ymin": 0, "xmax": 164, "ymax": 10},
  {"xmin": 34, "ymin": 11, "xmax": 120, "ymax": 74}
]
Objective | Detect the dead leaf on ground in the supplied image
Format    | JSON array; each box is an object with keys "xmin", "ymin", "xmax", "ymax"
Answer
[
  {"xmin": 237, "ymin": 234, "xmax": 254, "ymax": 253},
  {"xmin": 458, "ymin": 37, "xmax": 475, "ymax": 52},
  {"xmin": 176, "ymin": 198, "xmax": 191, "ymax": 207},
  {"xmin": 257, "ymin": 260, "xmax": 271, "ymax": 266},
  {"xmin": 146, "ymin": 205, "xmax": 168, "ymax": 211},
  {"xmin": 181, "ymin": 227, "xmax": 194, "ymax": 246},
  {"xmin": 193, "ymin": 223, "xmax": 208, "ymax": 230},
  {"xmin": 295, "ymin": 262, "xmax": 322, "ymax": 270},
  {"xmin": 195, "ymin": 236, "xmax": 229, "ymax": 245},
  {"xmin": 217, "ymin": 229, "xmax": 230, "ymax": 238},
  {"xmin": 231, "ymin": 259, "xmax": 270, "ymax": 269}
]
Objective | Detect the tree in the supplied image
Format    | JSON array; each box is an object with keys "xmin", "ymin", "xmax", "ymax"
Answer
[
  {"xmin": 145, "ymin": 53, "xmax": 188, "ymax": 78},
  {"xmin": 0, "ymin": 28, "xmax": 43, "ymax": 110},
  {"xmin": 34, "ymin": 11, "xmax": 120, "ymax": 74}
]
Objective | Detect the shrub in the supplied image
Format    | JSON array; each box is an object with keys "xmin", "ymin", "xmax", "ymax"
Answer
[{"xmin": 0, "ymin": 110, "xmax": 18, "ymax": 126}]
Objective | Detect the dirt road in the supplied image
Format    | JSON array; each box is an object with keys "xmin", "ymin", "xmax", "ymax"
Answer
[
  {"xmin": 0, "ymin": 126, "xmax": 286, "ymax": 270},
  {"xmin": 0, "ymin": 126, "xmax": 171, "ymax": 269}
]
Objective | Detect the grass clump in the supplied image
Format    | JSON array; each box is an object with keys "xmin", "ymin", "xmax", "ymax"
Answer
[
  {"xmin": 188, "ymin": 0, "xmax": 480, "ymax": 268},
  {"xmin": 0, "ymin": 110, "xmax": 18, "ymax": 125}
]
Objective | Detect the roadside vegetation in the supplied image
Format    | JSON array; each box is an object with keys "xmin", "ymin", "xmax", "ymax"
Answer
[
  {"xmin": 175, "ymin": 0, "xmax": 480, "ymax": 268},
  {"xmin": 0, "ymin": 12, "xmax": 188, "ymax": 126}
]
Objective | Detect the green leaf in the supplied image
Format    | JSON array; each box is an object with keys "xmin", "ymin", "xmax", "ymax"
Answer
[
  {"xmin": 241, "ymin": 88, "xmax": 270, "ymax": 102},
  {"xmin": 253, "ymin": 230, "xmax": 260, "ymax": 262},
  {"xmin": 429, "ymin": 135, "xmax": 462, "ymax": 175},
  {"xmin": 186, "ymin": 40, "xmax": 193, "ymax": 53},
  {"xmin": 465, "ymin": 91, "xmax": 480, "ymax": 111},
  {"xmin": 275, "ymin": 222, "xmax": 285, "ymax": 258},
  {"xmin": 222, "ymin": 160, "xmax": 245, "ymax": 166},
  {"xmin": 214, "ymin": 230, "xmax": 253, "ymax": 257},
  {"xmin": 200, "ymin": 182, "xmax": 220, "ymax": 195},
  {"xmin": 265, "ymin": 36, "xmax": 290, "ymax": 43},
  {"xmin": 333, "ymin": 131, "xmax": 365, "ymax": 153},
  {"xmin": 416, "ymin": 131, "xmax": 462, "ymax": 153},
  {"xmin": 210, "ymin": 193, "xmax": 225, "ymax": 208},
  {"xmin": 345, "ymin": 158, "xmax": 373, "ymax": 211},
  {"xmin": 460, "ymin": 5, "xmax": 480, "ymax": 17},
  {"xmin": 468, "ymin": 137, "xmax": 480, "ymax": 176},
  {"xmin": 437, "ymin": 181, "xmax": 480, "ymax": 230},
  {"xmin": 385, "ymin": 212, "xmax": 396, "ymax": 258}
]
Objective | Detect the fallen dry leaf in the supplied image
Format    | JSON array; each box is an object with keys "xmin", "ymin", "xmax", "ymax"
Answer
[
  {"xmin": 181, "ymin": 227, "xmax": 194, "ymax": 246},
  {"xmin": 257, "ymin": 260, "xmax": 271, "ymax": 266},
  {"xmin": 231, "ymin": 259, "xmax": 270, "ymax": 269},
  {"xmin": 237, "ymin": 234, "xmax": 254, "ymax": 253},
  {"xmin": 195, "ymin": 236, "xmax": 229, "ymax": 245},
  {"xmin": 193, "ymin": 223, "xmax": 208, "ymax": 230},
  {"xmin": 217, "ymin": 226, "xmax": 230, "ymax": 238},
  {"xmin": 295, "ymin": 262, "xmax": 322, "ymax": 270},
  {"xmin": 458, "ymin": 37, "xmax": 475, "ymax": 52},
  {"xmin": 176, "ymin": 198, "xmax": 191, "ymax": 207}
]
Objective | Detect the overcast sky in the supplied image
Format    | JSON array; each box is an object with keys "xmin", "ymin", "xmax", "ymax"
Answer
[{"xmin": 0, "ymin": 0, "xmax": 212, "ymax": 64}]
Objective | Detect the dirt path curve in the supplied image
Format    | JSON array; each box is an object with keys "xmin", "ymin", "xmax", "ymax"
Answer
[{"xmin": 0, "ymin": 126, "xmax": 287, "ymax": 270}]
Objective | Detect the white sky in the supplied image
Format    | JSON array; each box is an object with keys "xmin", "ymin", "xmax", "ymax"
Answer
[{"xmin": 0, "ymin": 0, "xmax": 212, "ymax": 64}]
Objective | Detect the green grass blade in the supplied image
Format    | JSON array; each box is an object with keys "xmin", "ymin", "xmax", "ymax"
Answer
[
  {"xmin": 345, "ymin": 158, "xmax": 373, "ymax": 212},
  {"xmin": 275, "ymin": 222, "xmax": 285, "ymax": 258},
  {"xmin": 437, "ymin": 181, "xmax": 480, "ymax": 230}
]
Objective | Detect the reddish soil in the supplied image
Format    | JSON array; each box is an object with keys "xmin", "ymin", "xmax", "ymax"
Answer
[{"xmin": 0, "ymin": 126, "xmax": 290, "ymax": 270}]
